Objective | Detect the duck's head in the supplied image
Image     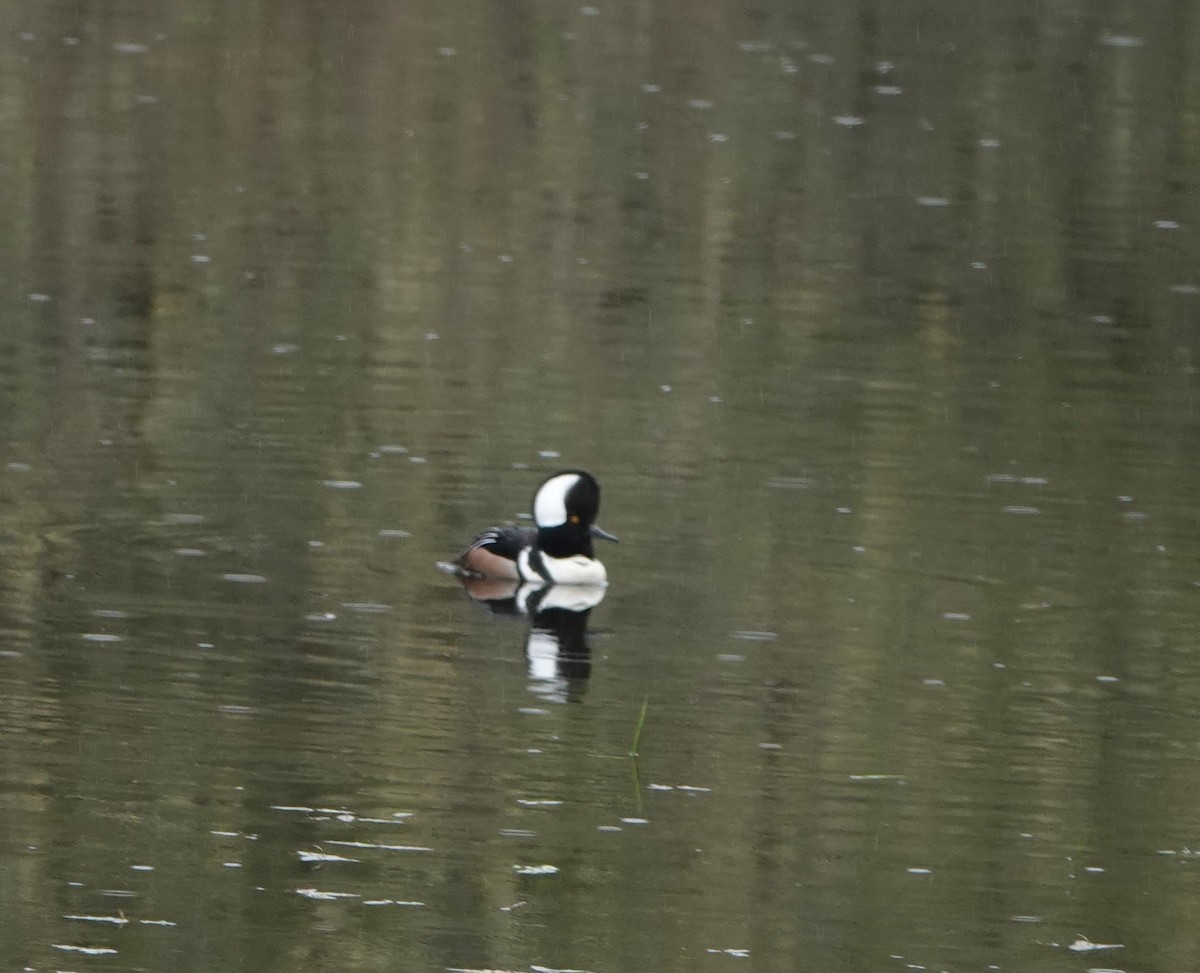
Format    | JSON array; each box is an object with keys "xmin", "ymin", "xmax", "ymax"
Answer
[{"xmin": 533, "ymin": 470, "xmax": 619, "ymax": 558}]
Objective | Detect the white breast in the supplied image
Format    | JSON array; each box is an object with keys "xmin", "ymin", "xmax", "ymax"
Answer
[{"xmin": 542, "ymin": 555, "xmax": 607, "ymax": 585}]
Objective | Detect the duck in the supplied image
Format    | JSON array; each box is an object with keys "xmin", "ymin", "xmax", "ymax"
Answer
[{"xmin": 451, "ymin": 470, "xmax": 618, "ymax": 584}]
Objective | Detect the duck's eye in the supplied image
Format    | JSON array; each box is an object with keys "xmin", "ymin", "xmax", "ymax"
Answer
[{"xmin": 569, "ymin": 514, "xmax": 581, "ymax": 524}]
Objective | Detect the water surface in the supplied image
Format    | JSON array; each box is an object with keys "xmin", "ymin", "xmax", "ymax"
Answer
[{"xmin": 3, "ymin": 1, "xmax": 1200, "ymax": 971}]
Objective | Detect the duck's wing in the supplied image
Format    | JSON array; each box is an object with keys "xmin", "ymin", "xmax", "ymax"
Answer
[{"xmin": 453, "ymin": 524, "xmax": 536, "ymax": 579}]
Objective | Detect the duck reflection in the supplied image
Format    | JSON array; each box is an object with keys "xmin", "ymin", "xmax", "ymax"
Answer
[{"xmin": 458, "ymin": 577, "xmax": 606, "ymax": 703}]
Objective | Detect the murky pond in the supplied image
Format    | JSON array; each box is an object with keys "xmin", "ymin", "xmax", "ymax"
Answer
[{"xmin": 4, "ymin": 1, "xmax": 1200, "ymax": 971}]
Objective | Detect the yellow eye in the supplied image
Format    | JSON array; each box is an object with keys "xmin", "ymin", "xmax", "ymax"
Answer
[{"xmin": 569, "ymin": 514, "xmax": 580, "ymax": 524}]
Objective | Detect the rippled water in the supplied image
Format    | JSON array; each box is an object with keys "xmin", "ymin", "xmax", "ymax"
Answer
[{"xmin": 4, "ymin": 1, "xmax": 1200, "ymax": 971}]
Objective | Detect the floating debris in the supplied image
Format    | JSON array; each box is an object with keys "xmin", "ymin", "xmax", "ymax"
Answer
[
  {"xmin": 64, "ymin": 914, "xmax": 128, "ymax": 926},
  {"xmin": 1067, "ymin": 936, "xmax": 1124, "ymax": 953},
  {"xmin": 298, "ymin": 850, "xmax": 359, "ymax": 864},
  {"xmin": 295, "ymin": 888, "xmax": 359, "ymax": 900},
  {"xmin": 54, "ymin": 945, "xmax": 119, "ymax": 955},
  {"xmin": 323, "ymin": 480, "xmax": 362, "ymax": 490},
  {"xmin": 513, "ymin": 864, "xmax": 559, "ymax": 876},
  {"xmin": 223, "ymin": 573, "xmax": 267, "ymax": 584}
]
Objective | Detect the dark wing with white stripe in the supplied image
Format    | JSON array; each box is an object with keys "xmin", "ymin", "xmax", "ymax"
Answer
[{"xmin": 453, "ymin": 524, "xmax": 536, "ymax": 579}]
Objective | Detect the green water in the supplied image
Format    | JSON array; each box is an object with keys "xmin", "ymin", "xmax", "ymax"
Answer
[{"xmin": 3, "ymin": 2, "xmax": 1200, "ymax": 971}]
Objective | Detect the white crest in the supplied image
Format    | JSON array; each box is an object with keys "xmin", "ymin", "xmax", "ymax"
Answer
[{"xmin": 533, "ymin": 473, "xmax": 580, "ymax": 528}]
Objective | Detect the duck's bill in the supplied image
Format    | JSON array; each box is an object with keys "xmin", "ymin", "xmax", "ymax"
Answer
[{"xmin": 589, "ymin": 524, "xmax": 620, "ymax": 543}]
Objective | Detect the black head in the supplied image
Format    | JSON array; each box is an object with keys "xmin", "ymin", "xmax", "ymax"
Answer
[{"xmin": 532, "ymin": 470, "xmax": 618, "ymax": 558}]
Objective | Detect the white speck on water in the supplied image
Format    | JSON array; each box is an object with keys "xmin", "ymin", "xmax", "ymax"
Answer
[
  {"xmin": 219, "ymin": 705, "xmax": 254, "ymax": 716},
  {"xmin": 222, "ymin": 862, "xmax": 242, "ymax": 868},
  {"xmin": 708, "ymin": 132, "xmax": 729, "ymax": 142},
  {"xmin": 326, "ymin": 840, "xmax": 430, "ymax": 852},
  {"xmin": 1085, "ymin": 866, "xmax": 1105, "ymax": 873},
  {"xmin": 323, "ymin": 479, "xmax": 362, "ymax": 489},
  {"xmin": 517, "ymin": 799, "xmax": 562, "ymax": 807},
  {"xmin": 538, "ymin": 450, "xmax": 560, "ymax": 458},
  {"xmin": 849, "ymin": 774, "xmax": 905, "ymax": 781},
  {"xmin": 409, "ymin": 456, "xmax": 427, "ymax": 463},
  {"xmin": 942, "ymin": 613, "xmax": 970, "ymax": 621},
  {"xmin": 1096, "ymin": 675, "xmax": 1119, "ymax": 683},
  {"xmin": 197, "ymin": 642, "xmax": 214, "ymax": 649},
  {"xmin": 341, "ymin": 602, "xmax": 391, "ymax": 614},
  {"xmin": 165, "ymin": 512, "xmax": 205, "ymax": 524},
  {"xmin": 765, "ymin": 476, "xmax": 815, "ymax": 489},
  {"xmin": 732, "ymin": 630, "xmax": 776, "ymax": 641},
  {"xmin": 649, "ymin": 783, "xmax": 674, "ymax": 791},
  {"xmin": 297, "ymin": 850, "xmax": 359, "ymax": 863},
  {"xmin": 54, "ymin": 944, "xmax": 119, "ymax": 955},
  {"xmin": 498, "ymin": 254, "xmax": 513, "ymax": 263},
  {"xmin": 917, "ymin": 196, "xmax": 951, "ymax": 207},
  {"xmin": 852, "ymin": 545, "xmax": 867, "ymax": 553},
  {"xmin": 424, "ymin": 331, "xmax": 439, "ymax": 340},
  {"xmin": 810, "ymin": 52, "xmax": 835, "ymax": 64},
  {"xmin": 1100, "ymin": 33, "xmax": 1144, "ymax": 47},
  {"xmin": 874, "ymin": 84, "xmax": 903, "ymax": 94},
  {"xmin": 1010, "ymin": 914, "xmax": 1041, "ymax": 921},
  {"xmin": 378, "ymin": 444, "xmax": 408, "ymax": 454},
  {"xmin": 307, "ymin": 540, "xmax": 324, "ymax": 548},
  {"xmin": 378, "ymin": 528, "xmax": 411, "ymax": 538},
  {"xmin": 1170, "ymin": 283, "xmax": 1199, "ymax": 294},
  {"xmin": 114, "ymin": 42, "xmax": 149, "ymax": 54},
  {"xmin": 620, "ymin": 817, "xmax": 649, "ymax": 825},
  {"xmin": 1067, "ymin": 936, "xmax": 1124, "ymax": 952},
  {"xmin": 834, "ymin": 114, "xmax": 863, "ymax": 127},
  {"xmin": 1003, "ymin": 505, "xmax": 1040, "ymax": 515},
  {"xmin": 708, "ymin": 395, "xmax": 723, "ymax": 403},
  {"xmin": 437, "ymin": 47, "xmax": 456, "ymax": 57},
  {"xmin": 82, "ymin": 633, "xmax": 122, "ymax": 643},
  {"xmin": 272, "ymin": 343, "xmax": 299, "ymax": 355},
  {"xmin": 836, "ymin": 506, "xmax": 852, "ymax": 514},
  {"xmin": 518, "ymin": 706, "xmax": 547, "ymax": 715},
  {"xmin": 598, "ymin": 825, "xmax": 623, "ymax": 832},
  {"xmin": 295, "ymin": 888, "xmax": 359, "ymax": 900},
  {"xmin": 971, "ymin": 261, "xmax": 988, "ymax": 269},
  {"xmin": 223, "ymin": 573, "xmax": 267, "ymax": 584},
  {"xmin": 676, "ymin": 785, "xmax": 712, "ymax": 792},
  {"xmin": 923, "ymin": 679, "xmax": 945, "ymax": 687},
  {"xmin": 27, "ymin": 293, "xmax": 52, "ymax": 302},
  {"xmin": 642, "ymin": 82, "xmax": 660, "ymax": 93},
  {"xmin": 581, "ymin": 5, "xmax": 600, "ymax": 14},
  {"xmin": 92, "ymin": 609, "xmax": 130, "ymax": 619},
  {"xmin": 499, "ymin": 829, "xmax": 536, "ymax": 838},
  {"xmin": 687, "ymin": 98, "xmax": 714, "ymax": 110},
  {"xmin": 1117, "ymin": 495, "xmax": 1133, "ymax": 502},
  {"xmin": 759, "ymin": 742, "xmax": 782, "ymax": 750},
  {"xmin": 1154, "ymin": 220, "xmax": 1180, "ymax": 229},
  {"xmin": 513, "ymin": 864, "xmax": 559, "ymax": 875},
  {"xmin": 979, "ymin": 138, "xmax": 1001, "ymax": 148},
  {"xmin": 130, "ymin": 864, "xmax": 154, "ymax": 871},
  {"xmin": 65, "ymin": 914, "xmax": 129, "ymax": 925},
  {"xmin": 660, "ymin": 384, "xmax": 672, "ymax": 393},
  {"xmin": 706, "ymin": 948, "xmax": 751, "ymax": 958},
  {"xmin": 191, "ymin": 254, "xmax": 211, "ymax": 264},
  {"xmin": 1122, "ymin": 510, "xmax": 1147, "ymax": 521},
  {"xmin": 907, "ymin": 867, "xmax": 932, "ymax": 875}
]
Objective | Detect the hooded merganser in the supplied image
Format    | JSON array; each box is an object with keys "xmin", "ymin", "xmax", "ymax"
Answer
[{"xmin": 449, "ymin": 470, "xmax": 618, "ymax": 585}]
